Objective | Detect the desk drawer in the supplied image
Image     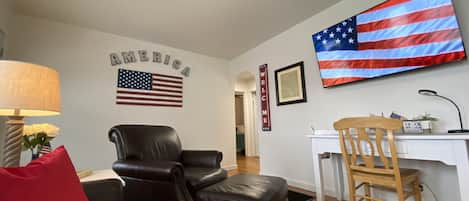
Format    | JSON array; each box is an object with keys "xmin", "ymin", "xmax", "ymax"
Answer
[{"xmin": 383, "ymin": 141, "xmax": 408, "ymax": 155}]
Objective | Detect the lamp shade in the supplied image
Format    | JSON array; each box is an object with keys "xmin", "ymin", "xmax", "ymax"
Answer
[{"xmin": 0, "ymin": 61, "xmax": 61, "ymax": 116}]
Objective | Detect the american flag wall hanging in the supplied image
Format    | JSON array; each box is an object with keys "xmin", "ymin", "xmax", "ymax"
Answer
[
  {"xmin": 312, "ymin": 0, "xmax": 467, "ymax": 88},
  {"xmin": 116, "ymin": 69, "xmax": 183, "ymax": 108}
]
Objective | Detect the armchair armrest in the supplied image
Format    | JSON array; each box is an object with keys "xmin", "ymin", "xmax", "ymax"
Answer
[
  {"xmin": 112, "ymin": 160, "xmax": 184, "ymax": 181},
  {"xmin": 181, "ymin": 150, "xmax": 223, "ymax": 168}
]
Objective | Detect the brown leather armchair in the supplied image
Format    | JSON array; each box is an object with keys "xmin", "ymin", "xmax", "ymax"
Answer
[{"xmin": 109, "ymin": 125, "xmax": 227, "ymax": 201}]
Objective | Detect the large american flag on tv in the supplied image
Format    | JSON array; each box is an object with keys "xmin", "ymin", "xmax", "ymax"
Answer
[
  {"xmin": 313, "ymin": 0, "xmax": 466, "ymax": 87},
  {"xmin": 116, "ymin": 69, "xmax": 183, "ymax": 107}
]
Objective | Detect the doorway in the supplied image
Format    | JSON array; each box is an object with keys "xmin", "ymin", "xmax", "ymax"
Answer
[
  {"xmin": 235, "ymin": 93, "xmax": 246, "ymax": 155},
  {"xmin": 233, "ymin": 71, "xmax": 260, "ymax": 175}
]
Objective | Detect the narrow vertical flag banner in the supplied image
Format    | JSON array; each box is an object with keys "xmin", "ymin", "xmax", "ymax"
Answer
[{"xmin": 259, "ymin": 64, "xmax": 272, "ymax": 131}]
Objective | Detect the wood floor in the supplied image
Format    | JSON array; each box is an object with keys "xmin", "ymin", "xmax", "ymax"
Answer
[
  {"xmin": 228, "ymin": 154, "xmax": 337, "ymax": 201},
  {"xmin": 228, "ymin": 154, "xmax": 260, "ymax": 176}
]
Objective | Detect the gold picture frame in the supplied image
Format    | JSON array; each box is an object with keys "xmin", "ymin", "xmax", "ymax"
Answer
[{"xmin": 274, "ymin": 61, "xmax": 307, "ymax": 106}]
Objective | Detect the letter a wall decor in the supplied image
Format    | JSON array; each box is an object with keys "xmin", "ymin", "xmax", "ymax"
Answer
[{"xmin": 259, "ymin": 64, "xmax": 272, "ymax": 131}]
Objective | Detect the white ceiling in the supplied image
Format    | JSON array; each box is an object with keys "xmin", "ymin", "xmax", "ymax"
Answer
[{"xmin": 14, "ymin": 0, "xmax": 340, "ymax": 59}]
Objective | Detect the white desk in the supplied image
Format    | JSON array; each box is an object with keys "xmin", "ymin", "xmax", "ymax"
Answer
[{"xmin": 307, "ymin": 133, "xmax": 469, "ymax": 201}]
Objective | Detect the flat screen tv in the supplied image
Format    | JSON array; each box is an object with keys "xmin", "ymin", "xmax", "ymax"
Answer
[{"xmin": 312, "ymin": 0, "xmax": 467, "ymax": 88}]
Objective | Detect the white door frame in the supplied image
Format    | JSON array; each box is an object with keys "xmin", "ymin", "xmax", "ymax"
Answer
[
  {"xmin": 250, "ymin": 90, "xmax": 259, "ymax": 156},
  {"xmin": 243, "ymin": 90, "xmax": 259, "ymax": 157}
]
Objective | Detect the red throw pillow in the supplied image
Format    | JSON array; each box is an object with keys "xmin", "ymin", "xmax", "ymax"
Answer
[{"xmin": 0, "ymin": 146, "xmax": 89, "ymax": 201}]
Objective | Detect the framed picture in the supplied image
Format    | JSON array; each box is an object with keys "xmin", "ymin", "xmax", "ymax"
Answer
[
  {"xmin": 0, "ymin": 29, "xmax": 5, "ymax": 59},
  {"xmin": 274, "ymin": 61, "xmax": 307, "ymax": 106}
]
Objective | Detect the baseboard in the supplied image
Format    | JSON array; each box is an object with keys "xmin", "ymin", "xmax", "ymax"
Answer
[
  {"xmin": 222, "ymin": 164, "xmax": 238, "ymax": 171},
  {"xmin": 286, "ymin": 178, "xmax": 336, "ymax": 197}
]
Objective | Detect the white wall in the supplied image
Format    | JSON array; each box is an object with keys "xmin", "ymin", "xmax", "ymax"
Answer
[
  {"xmin": 234, "ymin": 77, "xmax": 256, "ymax": 92},
  {"xmin": 230, "ymin": 0, "xmax": 468, "ymax": 200},
  {"xmin": 0, "ymin": 0, "xmax": 13, "ymax": 165},
  {"xmin": 7, "ymin": 15, "xmax": 236, "ymax": 170}
]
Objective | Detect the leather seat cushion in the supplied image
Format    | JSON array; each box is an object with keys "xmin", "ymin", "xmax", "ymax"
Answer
[
  {"xmin": 185, "ymin": 167, "xmax": 228, "ymax": 191},
  {"xmin": 353, "ymin": 166, "xmax": 419, "ymax": 186},
  {"xmin": 196, "ymin": 174, "xmax": 288, "ymax": 201}
]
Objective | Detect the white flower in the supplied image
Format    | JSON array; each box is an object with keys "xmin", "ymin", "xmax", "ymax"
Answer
[
  {"xmin": 22, "ymin": 125, "xmax": 34, "ymax": 136},
  {"xmin": 44, "ymin": 124, "xmax": 60, "ymax": 138},
  {"xmin": 25, "ymin": 123, "xmax": 60, "ymax": 138},
  {"xmin": 31, "ymin": 124, "xmax": 44, "ymax": 134}
]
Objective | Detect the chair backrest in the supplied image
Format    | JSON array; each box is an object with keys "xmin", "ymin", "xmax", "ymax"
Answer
[
  {"xmin": 333, "ymin": 117, "xmax": 403, "ymax": 177},
  {"xmin": 109, "ymin": 125, "xmax": 182, "ymax": 162}
]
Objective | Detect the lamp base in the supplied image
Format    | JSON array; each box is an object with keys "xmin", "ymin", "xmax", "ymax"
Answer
[
  {"xmin": 448, "ymin": 129, "xmax": 469, "ymax": 133},
  {"xmin": 2, "ymin": 116, "xmax": 25, "ymax": 167}
]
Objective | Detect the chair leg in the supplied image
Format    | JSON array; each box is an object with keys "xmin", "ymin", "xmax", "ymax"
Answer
[
  {"xmin": 396, "ymin": 183, "xmax": 406, "ymax": 201},
  {"xmin": 348, "ymin": 180, "xmax": 356, "ymax": 201},
  {"xmin": 364, "ymin": 183, "xmax": 372, "ymax": 201},
  {"xmin": 413, "ymin": 179, "xmax": 422, "ymax": 201}
]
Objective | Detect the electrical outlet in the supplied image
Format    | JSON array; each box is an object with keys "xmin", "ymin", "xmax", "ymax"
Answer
[{"xmin": 421, "ymin": 184, "xmax": 438, "ymax": 201}]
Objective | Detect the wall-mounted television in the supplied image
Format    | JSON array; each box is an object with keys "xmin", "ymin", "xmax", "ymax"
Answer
[{"xmin": 312, "ymin": 0, "xmax": 467, "ymax": 88}]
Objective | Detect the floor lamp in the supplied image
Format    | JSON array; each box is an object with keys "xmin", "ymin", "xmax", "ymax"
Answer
[{"xmin": 0, "ymin": 61, "xmax": 61, "ymax": 167}]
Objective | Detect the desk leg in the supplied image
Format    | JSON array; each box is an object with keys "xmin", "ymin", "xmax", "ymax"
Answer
[
  {"xmin": 312, "ymin": 144, "xmax": 325, "ymax": 201},
  {"xmin": 332, "ymin": 154, "xmax": 344, "ymax": 201},
  {"xmin": 455, "ymin": 141, "xmax": 469, "ymax": 201}
]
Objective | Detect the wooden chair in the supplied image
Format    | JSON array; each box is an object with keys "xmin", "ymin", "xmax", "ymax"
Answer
[{"xmin": 333, "ymin": 117, "xmax": 422, "ymax": 201}]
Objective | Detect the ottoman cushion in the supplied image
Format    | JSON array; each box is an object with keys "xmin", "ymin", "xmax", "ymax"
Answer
[
  {"xmin": 82, "ymin": 179, "xmax": 123, "ymax": 201},
  {"xmin": 197, "ymin": 174, "xmax": 288, "ymax": 201},
  {"xmin": 185, "ymin": 167, "xmax": 228, "ymax": 191}
]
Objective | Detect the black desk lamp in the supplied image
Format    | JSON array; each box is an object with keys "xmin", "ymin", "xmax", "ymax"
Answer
[{"xmin": 418, "ymin": 89, "xmax": 469, "ymax": 133}]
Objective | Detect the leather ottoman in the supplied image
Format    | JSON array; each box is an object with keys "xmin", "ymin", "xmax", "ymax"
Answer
[
  {"xmin": 196, "ymin": 174, "xmax": 288, "ymax": 201},
  {"xmin": 82, "ymin": 179, "xmax": 123, "ymax": 201}
]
